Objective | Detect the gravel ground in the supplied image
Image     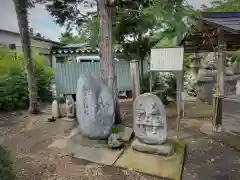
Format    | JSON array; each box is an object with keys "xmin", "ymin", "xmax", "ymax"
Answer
[
  {"xmin": 0, "ymin": 101, "xmax": 240, "ymax": 180},
  {"xmin": 183, "ymin": 137, "xmax": 240, "ymax": 180}
]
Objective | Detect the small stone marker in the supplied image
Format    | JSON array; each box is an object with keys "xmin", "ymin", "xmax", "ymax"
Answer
[
  {"xmin": 132, "ymin": 93, "xmax": 173, "ymax": 156},
  {"xmin": 63, "ymin": 95, "xmax": 76, "ymax": 121},
  {"xmin": 76, "ymin": 73, "xmax": 115, "ymax": 139},
  {"xmin": 108, "ymin": 133, "xmax": 124, "ymax": 149},
  {"xmin": 52, "ymin": 100, "xmax": 60, "ymax": 118}
]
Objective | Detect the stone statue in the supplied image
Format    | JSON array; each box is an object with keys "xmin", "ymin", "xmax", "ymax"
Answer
[
  {"xmin": 76, "ymin": 73, "xmax": 115, "ymax": 139},
  {"xmin": 52, "ymin": 100, "xmax": 60, "ymax": 119},
  {"xmin": 65, "ymin": 95, "xmax": 75, "ymax": 119},
  {"xmin": 133, "ymin": 93, "xmax": 167, "ymax": 145}
]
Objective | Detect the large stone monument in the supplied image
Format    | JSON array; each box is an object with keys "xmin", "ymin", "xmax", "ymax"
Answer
[
  {"xmin": 132, "ymin": 93, "xmax": 173, "ymax": 156},
  {"xmin": 76, "ymin": 73, "xmax": 115, "ymax": 139}
]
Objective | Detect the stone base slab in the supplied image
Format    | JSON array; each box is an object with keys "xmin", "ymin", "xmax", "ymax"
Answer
[
  {"xmin": 132, "ymin": 139, "xmax": 174, "ymax": 156},
  {"xmin": 49, "ymin": 130, "xmax": 124, "ymax": 166},
  {"xmin": 61, "ymin": 117, "xmax": 76, "ymax": 122},
  {"xmin": 115, "ymin": 138, "xmax": 185, "ymax": 180}
]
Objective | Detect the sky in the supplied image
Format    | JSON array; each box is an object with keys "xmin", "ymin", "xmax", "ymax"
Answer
[{"xmin": 0, "ymin": 0, "xmax": 212, "ymax": 42}]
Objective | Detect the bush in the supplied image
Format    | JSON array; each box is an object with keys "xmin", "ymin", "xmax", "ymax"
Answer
[
  {"xmin": 0, "ymin": 49, "xmax": 54, "ymax": 110},
  {"xmin": 141, "ymin": 72, "xmax": 172, "ymax": 105},
  {"xmin": 0, "ymin": 145, "xmax": 15, "ymax": 180}
]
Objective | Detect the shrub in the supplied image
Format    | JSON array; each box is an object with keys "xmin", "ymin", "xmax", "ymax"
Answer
[
  {"xmin": 0, "ymin": 145, "xmax": 15, "ymax": 180},
  {"xmin": 0, "ymin": 49, "xmax": 54, "ymax": 110},
  {"xmin": 141, "ymin": 72, "xmax": 171, "ymax": 105}
]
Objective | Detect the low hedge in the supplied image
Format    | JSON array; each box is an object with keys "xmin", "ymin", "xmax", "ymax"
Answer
[
  {"xmin": 0, "ymin": 145, "xmax": 15, "ymax": 180},
  {"xmin": 0, "ymin": 48, "xmax": 54, "ymax": 110}
]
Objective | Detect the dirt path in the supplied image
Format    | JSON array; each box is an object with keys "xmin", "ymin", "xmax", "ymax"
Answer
[
  {"xmin": 0, "ymin": 110, "xmax": 160, "ymax": 180},
  {"xmin": 0, "ymin": 100, "xmax": 240, "ymax": 180}
]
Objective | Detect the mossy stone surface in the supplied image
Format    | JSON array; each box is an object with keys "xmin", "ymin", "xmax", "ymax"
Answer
[{"xmin": 115, "ymin": 139, "xmax": 185, "ymax": 180}]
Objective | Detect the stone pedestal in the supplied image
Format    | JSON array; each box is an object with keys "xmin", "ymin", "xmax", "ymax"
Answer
[
  {"xmin": 198, "ymin": 75, "xmax": 240, "ymax": 105},
  {"xmin": 132, "ymin": 139, "xmax": 174, "ymax": 156}
]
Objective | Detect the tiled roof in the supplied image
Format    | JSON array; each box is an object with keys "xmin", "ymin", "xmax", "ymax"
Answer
[
  {"xmin": 51, "ymin": 44, "xmax": 124, "ymax": 54},
  {"xmin": 202, "ymin": 12, "xmax": 240, "ymax": 34}
]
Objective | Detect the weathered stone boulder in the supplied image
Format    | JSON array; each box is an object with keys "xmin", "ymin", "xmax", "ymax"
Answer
[
  {"xmin": 108, "ymin": 133, "xmax": 124, "ymax": 149},
  {"xmin": 133, "ymin": 93, "xmax": 167, "ymax": 145},
  {"xmin": 76, "ymin": 73, "xmax": 115, "ymax": 139}
]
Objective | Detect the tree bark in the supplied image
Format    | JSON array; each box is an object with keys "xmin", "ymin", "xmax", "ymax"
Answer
[
  {"xmin": 13, "ymin": 0, "xmax": 40, "ymax": 114},
  {"xmin": 99, "ymin": 0, "xmax": 121, "ymax": 124}
]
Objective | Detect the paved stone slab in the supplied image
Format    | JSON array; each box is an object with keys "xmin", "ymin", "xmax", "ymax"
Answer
[
  {"xmin": 200, "ymin": 122, "xmax": 240, "ymax": 151},
  {"xmin": 115, "ymin": 138, "xmax": 185, "ymax": 180},
  {"xmin": 49, "ymin": 131, "xmax": 124, "ymax": 166},
  {"xmin": 132, "ymin": 139, "xmax": 174, "ymax": 156},
  {"xmin": 70, "ymin": 143, "xmax": 124, "ymax": 166}
]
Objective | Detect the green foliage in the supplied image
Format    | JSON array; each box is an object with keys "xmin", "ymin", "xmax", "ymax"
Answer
[
  {"xmin": 0, "ymin": 49, "xmax": 54, "ymax": 110},
  {"xmin": 43, "ymin": 0, "xmax": 196, "ymax": 99},
  {"xmin": 141, "ymin": 72, "xmax": 176, "ymax": 105},
  {"xmin": 0, "ymin": 145, "xmax": 15, "ymax": 180},
  {"xmin": 202, "ymin": 0, "xmax": 240, "ymax": 12},
  {"xmin": 59, "ymin": 31, "xmax": 86, "ymax": 44},
  {"xmin": 164, "ymin": 73, "xmax": 177, "ymax": 99}
]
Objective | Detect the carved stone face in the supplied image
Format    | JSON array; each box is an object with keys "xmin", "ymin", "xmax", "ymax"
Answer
[{"xmin": 133, "ymin": 93, "xmax": 167, "ymax": 145}]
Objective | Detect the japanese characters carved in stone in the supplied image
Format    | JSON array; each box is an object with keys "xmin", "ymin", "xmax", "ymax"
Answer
[
  {"xmin": 133, "ymin": 93, "xmax": 167, "ymax": 145},
  {"xmin": 76, "ymin": 73, "xmax": 115, "ymax": 139}
]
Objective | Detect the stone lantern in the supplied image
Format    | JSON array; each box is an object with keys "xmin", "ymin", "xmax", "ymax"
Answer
[{"xmin": 189, "ymin": 53, "xmax": 202, "ymax": 79}]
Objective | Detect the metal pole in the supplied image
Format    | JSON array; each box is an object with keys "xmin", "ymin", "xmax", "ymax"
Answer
[
  {"xmin": 149, "ymin": 71, "xmax": 152, "ymax": 93},
  {"xmin": 176, "ymin": 71, "xmax": 182, "ymax": 138}
]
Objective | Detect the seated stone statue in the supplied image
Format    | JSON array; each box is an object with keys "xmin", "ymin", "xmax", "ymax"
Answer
[
  {"xmin": 76, "ymin": 73, "xmax": 115, "ymax": 139},
  {"xmin": 65, "ymin": 95, "xmax": 75, "ymax": 118}
]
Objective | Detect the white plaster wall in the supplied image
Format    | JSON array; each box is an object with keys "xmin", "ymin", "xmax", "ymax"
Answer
[
  {"xmin": 0, "ymin": 31, "xmax": 59, "ymax": 65},
  {"xmin": 0, "ymin": 31, "xmax": 56, "ymax": 54}
]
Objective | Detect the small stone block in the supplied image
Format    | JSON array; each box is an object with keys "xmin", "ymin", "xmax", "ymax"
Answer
[
  {"xmin": 132, "ymin": 139, "xmax": 174, "ymax": 156},
  {"xmin": 115, "ymin": 126, "xmax": 133, "ymax": 142}
]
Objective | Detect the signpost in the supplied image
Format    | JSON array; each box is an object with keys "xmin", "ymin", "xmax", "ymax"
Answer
[{"xmin": 150, "ymin": 47, "xmax": 184, "ymax": 138}]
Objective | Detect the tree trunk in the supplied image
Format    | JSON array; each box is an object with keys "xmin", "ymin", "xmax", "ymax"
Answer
[
  {"xmin": 99, "ymin": 0, "xmax": 121, "ymax": 124},
  {"xmin": 140, "ymin": 56, "xmax": 144, "ymax": 93},
  {"xmin": 13, "ymin": 0, "xmax": 39, "ymax": 114}
]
